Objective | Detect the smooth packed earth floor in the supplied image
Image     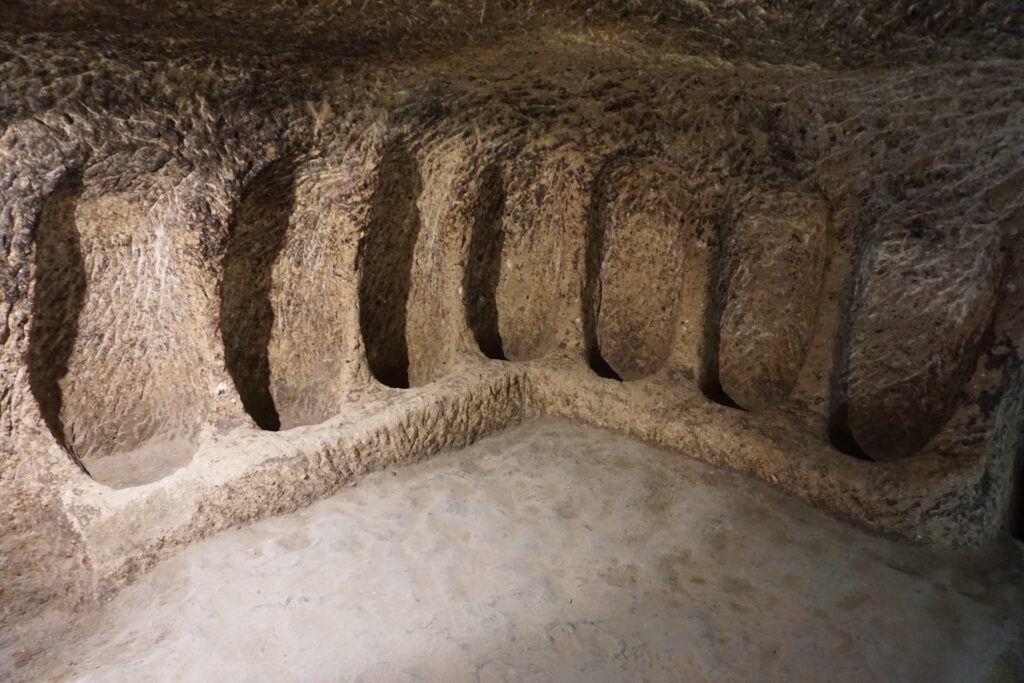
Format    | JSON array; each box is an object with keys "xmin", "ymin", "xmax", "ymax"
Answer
[{"xmin": 17, "ymin": 418, "xmax": 1024, "ymax": 682}]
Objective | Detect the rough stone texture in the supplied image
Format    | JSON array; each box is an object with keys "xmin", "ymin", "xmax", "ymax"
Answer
[
  {"xmin": 220, "ymin": 159, "xmax": 296, "ymax": 431},
  {"xmin": 1, "ymin": 0, "xmax": 1023, "ymax": 661},
  {"xmin": 845, "ymin": 220, "xmax": 1006, "ymax": 460},
  {"xmin": 588, "ymin": 157, "xmax": 688, "ymax": 381},
  {"xmin": 496, "ymin": 145, "xmax": 595, "ymax": 362},
  {"xmin": 715, "ymin": 185, "xmax": 830, "ymax": 411}
]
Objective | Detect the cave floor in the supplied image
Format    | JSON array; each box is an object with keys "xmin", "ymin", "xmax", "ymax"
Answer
[{"xmin": 21, "ymin": 418, "xmax": 1024, "ymax": 682}]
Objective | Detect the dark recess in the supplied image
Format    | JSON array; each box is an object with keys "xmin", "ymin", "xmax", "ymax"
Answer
[
  {"xmin": 359, "ymin": 146, "xmax": 424, "ymax": 388},
  {"xmin": 464, "ymin": 164, "xmax": 508, "ymax": 361},
  {"xmin": 28, "ymin": 172, "xmax": 90, "ymax": 474},
  {"xmin": 582, "ymin": 161, "xmax": 622, "ymax": 382},
  {"xmin": 220, "ymin": 160, "xmax": 295, "ymax": 431},
  {"xmin": 1014, "ymin": 421, "xmax": 1023, "ymax": 541},
  {"xmin": 698, "ymin": 214, "xmax": 744, "ymax": 409},
  {"xmin": 825, "ymin": 230, "xmax": 875, "ymax": 460},
  {"xmin": 828, "ymin": 403, "xmax": 873, "ymax": 461}
]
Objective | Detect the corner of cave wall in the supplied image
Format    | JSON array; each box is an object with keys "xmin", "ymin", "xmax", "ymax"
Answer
[{"xmin": 2, "ymin": 3, "xmax": 1023, "ymax": 644}]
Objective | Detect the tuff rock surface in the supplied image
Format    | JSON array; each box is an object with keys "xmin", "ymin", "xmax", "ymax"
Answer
[{"xmin": 1, "ymin": 0, "xmax": 1022, "ymax": 665}]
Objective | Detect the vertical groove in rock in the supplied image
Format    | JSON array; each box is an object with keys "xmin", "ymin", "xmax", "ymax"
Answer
[
  {"xmin": 842, "ymin": 220, "xmax": 1006, "ymax": 460},
  {"xmin": 27, "ymin": 172, "xmax": 88, "ymax": 468},
  {"xmin": 33, "ymin": 169, "xmax": 235, "ymax": 485},
  {"xmin": 495, "ymin": 147, "xmax": 588, "ymax": 362},
  {"xmin": 220, "ymin": 160, "xmax": 295, "ymax": 431},
  {"xmin": 358, "ymin": 146, "xmax": 424, "ymax": 389},
  {"xmin": 716, "ymin": 185, "xmax": 830, "ymax": 411},
  {"xmin": 825, "ymin": 221, "xmax": 874, "ymax": 460},
  {"xmin": 586, "ymin": 157, "xmax": 687, "ymax": 381},
  {"xmin": 699, "ymin": 199, "xmax": 741, "ymax": 410},
  {"xmin": 582, "ymin": 158, "xmax": 621, "ymax": 381},
  {"xmin": 261, "ymin": 151, "xmax": 373, "ymax": 428},
  {"xmin": 464, "ymin": 164, "xmax": 508, "ymax": 362},
  {"xmin": 406, "ymin": 147, "xmax": 505, "ymax": 385}
]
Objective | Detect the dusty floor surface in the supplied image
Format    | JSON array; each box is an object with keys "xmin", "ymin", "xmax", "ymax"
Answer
[{"xmin": 17, "ymin": 418, "xmax": 1024, "ymax": 683}]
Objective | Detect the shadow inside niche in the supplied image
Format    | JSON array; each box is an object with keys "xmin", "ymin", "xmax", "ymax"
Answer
[
  {"xmin": 694, "ymin": 208, "xmax": 746, "ymax": 410},
  {"xmin": 697, "ymin": 282, "xmax": 743, "ymax": 410},
  {"xmin": 581, "ymin": 162, "xmax": 622, "ymax": 382},
  {"xmin": 358, "ymin": 147, "xmax": 423, "ymax": 388},
  {"xmin": 588, "ymin": 349, "xmax": 623, "ymax": 381},
  {"xmin": 1010, "ymin": 366, "xmax": 1024, "ymax": 541},
  {"xmin": 701, "ymin": 376, "xmax": 744, "ymax": 410},
  {"xmin": 220, "ymin": 160, "xmax": 297, "ymax": 431},
  {"xmin": 825, "ymin": 242, "xmax": 874, "ymax": 462},
  {"xmin": 1015, "ymin": 453, "xmax": 1023, "ymax": 541},
  {"xmin": 1014, "ymin": 455, "xmax": 1023, "ymax": 541},
  {"xmin": 827, "ymin": 402, "xmax": 873, "ymax": 461},
  {"xmin": 28, "ymin": 172, "xmax": 89, "ymax": 473},
  {"xmin": 464, "ymin": 164, "xmax": 508, "ymax": 361}
]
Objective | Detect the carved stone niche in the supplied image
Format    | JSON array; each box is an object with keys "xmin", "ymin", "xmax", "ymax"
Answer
[{"xmin": 0, "ymin": 0, "xmax": 1021, "ymax": 650}]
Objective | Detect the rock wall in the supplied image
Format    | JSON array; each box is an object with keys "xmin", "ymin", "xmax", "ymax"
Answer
[{"xmin": 1, "ymin": 0, "xmax": 1022, "ymax": 649}]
